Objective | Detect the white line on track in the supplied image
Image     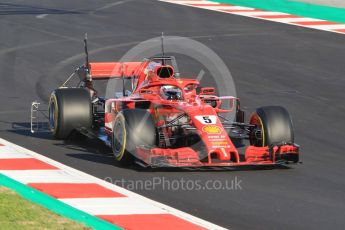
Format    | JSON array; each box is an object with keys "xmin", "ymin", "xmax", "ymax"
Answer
[
  {"xmin": 164, "ymin": 0, "xmax": 218, "ymax": 4},
  {"xmin": 94, "ymin": 0, "xmax": 133, "ymax": 12},
  {"xmin": 0, "ymin": 150, "xmax": 32, "ymax": 159},
  {"xmin": 202, "ymin": 6, "xmax": 254, "ymax": 10},
  {"xmin": 36, "ymin": 14, "xmax": 48, "ymax": 19},
  {"xmin": 230, "ymin": 11, "xmax": 289, "ymax": 16},
  {"xmin": 60, "ymin": 197, "xmax": 169, "ymax": 215},
  {"xmin": 0, "ymin": 170, "xmax": 92, "ymax": 184},
  {"xmin": 271, "ymin": 17, "xmax": 325, "ymax": 23},
  {"xmin": 308, "ymin": 24, "xmax": 345, "ymax": 29}
]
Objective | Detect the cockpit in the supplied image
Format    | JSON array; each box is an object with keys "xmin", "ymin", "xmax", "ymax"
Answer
[{"xmin": 160, "ymin": 85, "xmax": 183, "ymax": 100}]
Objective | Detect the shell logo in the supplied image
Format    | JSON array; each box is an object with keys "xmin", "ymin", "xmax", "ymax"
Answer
[{"xmin": 202, "ymin": 125, "xmax": 222, "ymax": 134}]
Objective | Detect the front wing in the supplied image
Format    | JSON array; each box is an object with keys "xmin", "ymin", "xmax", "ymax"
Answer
[{"xmin": 135, "ymin": 144, "xmax": 299, "ymax": 168}]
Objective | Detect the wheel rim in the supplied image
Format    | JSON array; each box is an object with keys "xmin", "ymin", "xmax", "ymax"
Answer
[{"xmin": 250, "ymin": 114, "xmax": 265, "ymax": 147}]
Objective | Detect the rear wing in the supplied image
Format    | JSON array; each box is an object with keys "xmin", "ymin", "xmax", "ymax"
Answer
[{"xmin": 89, "ymin": 62, "xmax": 144, "ymax": 80}]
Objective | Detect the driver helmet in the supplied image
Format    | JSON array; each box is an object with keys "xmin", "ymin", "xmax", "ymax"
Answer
[{"xmin": 160, "ymin": 85, "xmax": 183, "ymax": 100}]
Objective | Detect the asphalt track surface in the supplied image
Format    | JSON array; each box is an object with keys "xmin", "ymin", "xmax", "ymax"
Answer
[{"xmin": 1, "ymin": 0, "xmax": 345, "ymax": 229}]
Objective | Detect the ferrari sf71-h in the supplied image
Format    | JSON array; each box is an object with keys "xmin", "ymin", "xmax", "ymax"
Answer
[{"xmin": 45, "ymin": 40, "xmax": 299, "ymax": 168}]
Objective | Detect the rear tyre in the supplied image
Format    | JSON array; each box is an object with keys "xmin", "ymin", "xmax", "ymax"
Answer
[
  {"xmin": 49, "ymin": 88, "xmax": 92, "ymax": 139},
  {"xmin": 112, "ymin": 109, "xmax": 156, "ymax": 166},
  {"xmin": 250, "ymin": 106, "xmax": 294, "ymax": 147}
]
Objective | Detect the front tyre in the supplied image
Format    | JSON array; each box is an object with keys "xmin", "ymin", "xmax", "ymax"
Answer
[
  {"xmin": 250, "ymin": 106, "xmax": 294, "ymax": 147},
  {"xmin": 112, "ymin": 109, "xmax": 156, "ymax": 166}
]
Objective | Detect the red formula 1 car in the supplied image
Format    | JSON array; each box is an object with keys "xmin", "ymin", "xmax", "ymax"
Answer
[{"xmin": 46, "ymin": 41, "xmax": 299, "ymax": 168}]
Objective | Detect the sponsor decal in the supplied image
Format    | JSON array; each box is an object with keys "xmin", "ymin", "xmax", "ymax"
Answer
[
  {"xmin": 203, "ymin": 125, "xmax": 222, "ymax": 134},
  {"xmin": 208, "ymin": 135, "xmax": 226, "ymax": 139},
  {"xmin": 211, "ymin": 141, "xmax": 228, "ymax": 146},
  {"xmin": 210, "ymin": 141, "xmax": 230, "ymax": 148}
]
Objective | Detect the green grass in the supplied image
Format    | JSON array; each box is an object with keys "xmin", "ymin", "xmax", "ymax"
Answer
[{"xmin": 0, "ymin": 186, "xmax": 91, "ymax": 230}]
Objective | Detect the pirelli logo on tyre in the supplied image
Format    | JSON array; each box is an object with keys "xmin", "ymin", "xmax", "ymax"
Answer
[{"xmin": 202, "ymin": 125, "xmax": 222, "ymax": 134}]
